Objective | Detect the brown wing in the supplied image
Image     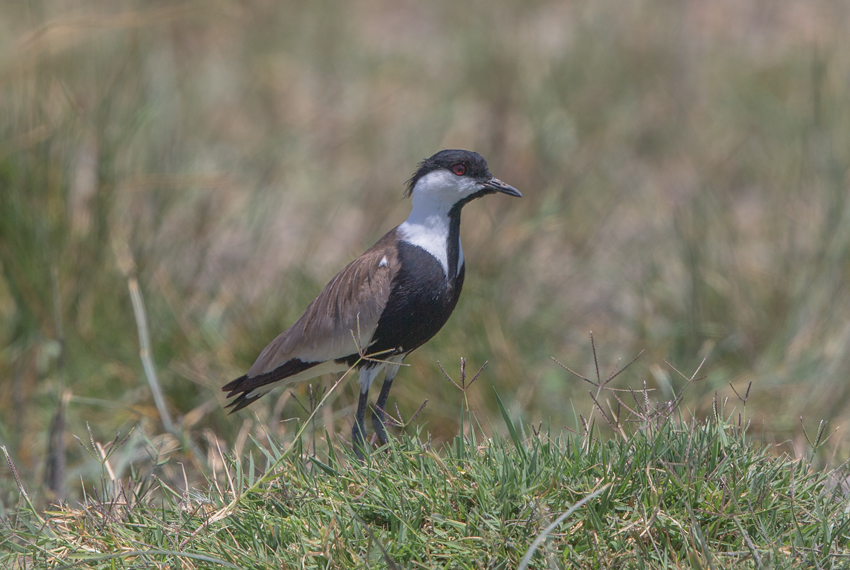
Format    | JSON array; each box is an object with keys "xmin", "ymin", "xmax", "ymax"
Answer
[{"xmin": 246, "ymin": 230, "xmax": 399, "ymax": 377}]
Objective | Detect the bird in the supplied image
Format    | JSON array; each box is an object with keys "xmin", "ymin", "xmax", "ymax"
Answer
[{"xmin": 222, "ymin": 149, "xmax": 521, "ymax": 455}]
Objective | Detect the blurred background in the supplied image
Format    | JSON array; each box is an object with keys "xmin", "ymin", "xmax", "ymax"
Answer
[{"xmin": 2, "ymin": 0, "xmax": 850, "ymax": 504}]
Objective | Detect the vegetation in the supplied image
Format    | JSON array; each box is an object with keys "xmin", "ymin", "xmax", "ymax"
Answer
[
  {"xmin": 2, "ymin": 0, "xmax": 850, "ymax": 567},
  {"xmin": 4, "ymin": 364, "xmax": 850, "ymax": 568}
]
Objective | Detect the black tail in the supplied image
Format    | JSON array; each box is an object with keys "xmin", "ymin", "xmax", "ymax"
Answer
[
  {"xmin": 222, "ymin": 359, "xmax": 320, "ymax": 413},
  {"xmin": 222, "ymin": 377, "xmax": 261, "ymax": 413}
]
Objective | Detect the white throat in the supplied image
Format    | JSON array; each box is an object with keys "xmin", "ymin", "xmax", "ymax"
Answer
[{"xmin": 397, "ymin": 170, "xmax": 476, "ymax": 278}]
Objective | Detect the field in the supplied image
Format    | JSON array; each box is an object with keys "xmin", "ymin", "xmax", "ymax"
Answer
[{"xmin": 2, "ymin": 0, "xmax": 850, "ymax": 567}]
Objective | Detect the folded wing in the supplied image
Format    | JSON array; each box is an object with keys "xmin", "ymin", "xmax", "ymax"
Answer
[{"xmin": 222, "ymin": 231, "xmax": 399, "ymax": 410}]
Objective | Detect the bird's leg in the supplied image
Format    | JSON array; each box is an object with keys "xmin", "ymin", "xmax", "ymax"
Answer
[
  {"xmin": 353, "ymin": 389, "xmax": 369, "ymax": 460},
  {"xmin": 372, "ymin": 358, "xmax": 403, "ymax": 446},
  {"xmin": 353, "ymin": 366, "xmax": 381, "ymax": 460},
  {"xmin": 371, "ymin": 378, "xmax": 394, "ymax": 446}
]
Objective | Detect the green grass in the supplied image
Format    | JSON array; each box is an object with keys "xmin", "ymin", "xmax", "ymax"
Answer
[{"xmin": 3, "ymin": 386, "xmax": 848, "ymax": 569}]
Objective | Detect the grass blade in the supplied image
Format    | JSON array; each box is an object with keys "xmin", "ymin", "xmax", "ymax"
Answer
[
  {"xmin": 518, "ymin": 484, "xmax": 611, "ymax": 570},
  {"xmin": 494, "ymin": 388, "xmax": 523, "ymax": 452}
]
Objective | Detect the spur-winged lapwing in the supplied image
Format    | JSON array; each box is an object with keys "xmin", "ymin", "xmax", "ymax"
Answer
[{"xmin": 223, "ymin": 149, "xmax": 521, "ymax": 454}]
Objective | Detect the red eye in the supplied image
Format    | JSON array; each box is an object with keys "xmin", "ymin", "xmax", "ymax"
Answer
[{"xmin": 451, "ymin": 164, "xmax": 466, "ymax": 176}]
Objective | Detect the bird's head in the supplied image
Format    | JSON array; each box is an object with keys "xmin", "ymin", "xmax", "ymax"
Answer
[{"xmin": 404, "ymin": 149, "xmax": 521, "ymax": 210}]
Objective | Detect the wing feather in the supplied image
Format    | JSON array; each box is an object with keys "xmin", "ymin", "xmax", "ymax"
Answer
[{"xmin": 246, "ymin": 232, "xmax": 398, "ymax": 377}]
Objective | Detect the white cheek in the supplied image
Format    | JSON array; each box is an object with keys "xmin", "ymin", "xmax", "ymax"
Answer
[
  {"xmin": 455, "ymin": 177, "xmax": 479, "ymax": 196},
  {"xmin": 414, "ymin": 170, "xmax": 478, "ymax": 201}
]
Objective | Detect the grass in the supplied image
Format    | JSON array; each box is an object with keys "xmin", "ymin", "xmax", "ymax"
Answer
[
  {"xmin": 2, "ymin": 372, "xmax": 849, "ymax": 569},
  {"xmin": 2, "ymin": 0, "xmax": 850, "ymax": 560}
]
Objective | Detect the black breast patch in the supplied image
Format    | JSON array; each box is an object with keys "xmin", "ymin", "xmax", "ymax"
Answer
[{"xmin": 337, "ymin": 241, "xmax": 465, "ymax": 367}]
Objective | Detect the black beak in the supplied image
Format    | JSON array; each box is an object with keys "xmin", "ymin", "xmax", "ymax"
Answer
[{"xmin": 482, "ymin": 177, "xmax": 522, "ymax": 198}]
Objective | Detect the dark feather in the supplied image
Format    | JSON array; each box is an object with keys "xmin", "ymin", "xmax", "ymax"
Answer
[{"xmin": 222, "ymin": 358, "xmax": 319, "ymax": 413}]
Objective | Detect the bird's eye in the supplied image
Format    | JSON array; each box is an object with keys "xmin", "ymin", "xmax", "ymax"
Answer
[{"xmin": 451, "ymin": 164, "xmax": 466, "ymax": 176}]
